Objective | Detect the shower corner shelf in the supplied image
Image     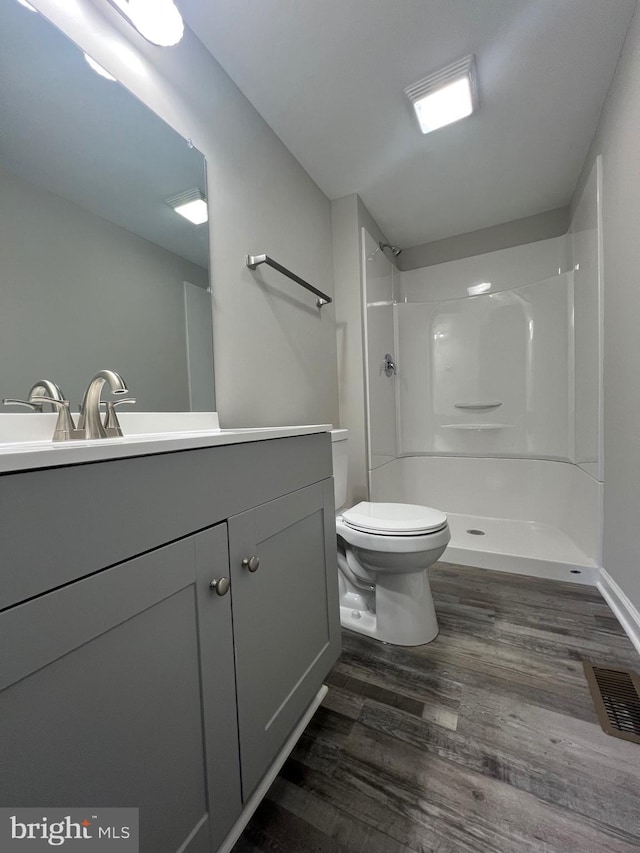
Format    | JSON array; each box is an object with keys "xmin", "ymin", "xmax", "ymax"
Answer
[
  {"xmin": 441, "ymin": 423, "xmax": 513, "ymax": 431},
  {"xmin": 454, "ymin": 401, "xmax": 502, "ymax": 410}
]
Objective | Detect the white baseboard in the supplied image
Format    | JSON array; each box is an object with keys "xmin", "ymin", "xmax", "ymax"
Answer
[
  {"xmin": 597, "ymin": 568, "xmax": 640, "ymax": 657},
  {"xmin": 217, "ymin": 685, "xmax": 328, "ymax": 853}
]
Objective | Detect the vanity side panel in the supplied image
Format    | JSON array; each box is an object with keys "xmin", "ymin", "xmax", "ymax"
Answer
[{"xmin": 0, "ymin": 433, "xmax": 331, "ymax": 610}]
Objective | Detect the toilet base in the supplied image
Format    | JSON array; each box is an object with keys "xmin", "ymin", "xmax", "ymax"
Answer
[{"xmin": 339, "ymin": 568, "xmax": 439, "ymax": 646}]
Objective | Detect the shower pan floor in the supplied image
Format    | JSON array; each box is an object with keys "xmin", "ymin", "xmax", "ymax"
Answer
[{"xmin": 443, "ymin": 513, "xmax": 598, "ymax": 585}]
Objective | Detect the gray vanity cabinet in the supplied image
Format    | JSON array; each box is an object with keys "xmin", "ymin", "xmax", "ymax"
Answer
[
  {"xmin": 0, "ymin": 433, "xmax": 339, "ymax": 852},
  {"xmin": 0, "ymin": 525, "xmax": 241, "ymax": 853},
  {"xmin": 228, "ymin": 478, "xmax": 340, "ymax": 800}
]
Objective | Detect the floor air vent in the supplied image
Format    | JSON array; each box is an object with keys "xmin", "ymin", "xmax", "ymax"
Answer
[{"xmin": 583, "ymin": 662, "xmax": 640, "ymax": 744}]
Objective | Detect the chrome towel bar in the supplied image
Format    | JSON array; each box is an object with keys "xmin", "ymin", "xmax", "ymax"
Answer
[{"xmin": 246, "ymin": 254, "xmax": 332, "ymax": 308}]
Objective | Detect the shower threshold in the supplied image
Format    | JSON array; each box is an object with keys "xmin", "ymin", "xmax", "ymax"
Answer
[{"xmin": 442, "ymin": 513, "xmax": 598, "ymax": 584}]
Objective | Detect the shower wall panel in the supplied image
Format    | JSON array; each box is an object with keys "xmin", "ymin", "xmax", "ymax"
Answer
[
  {"xmin": 396, "ymin": 274, "xmax": 571, "ymax": 460},
  {"xmin": 362, "ymin": 228, "xmax": 397, "ymax": 470},
  {"xmin": 571, "ymin": 157, "xmax": 603, "ymax": 481},
  {"xmin": 400, "ymin": 236, "xmax": 569, "ymax": 302}
]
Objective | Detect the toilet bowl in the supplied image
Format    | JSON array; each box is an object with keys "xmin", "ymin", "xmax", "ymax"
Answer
[{"xmin": 331, "ymin": 430, "xmax": 450, "ymax": 646}]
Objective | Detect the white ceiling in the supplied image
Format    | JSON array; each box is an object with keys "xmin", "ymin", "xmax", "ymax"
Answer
[{"xmin": 178, "ymin": 0, "xmax": 636, "ymax": 249}]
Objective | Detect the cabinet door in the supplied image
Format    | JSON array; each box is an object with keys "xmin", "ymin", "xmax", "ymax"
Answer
[
  {"xmin": 0, "ymin": 529, "xmax": 240, "ymax": 853},
  {"xmin": 228, "ymin": 479, "xmax": 340, "ymax": 799}
]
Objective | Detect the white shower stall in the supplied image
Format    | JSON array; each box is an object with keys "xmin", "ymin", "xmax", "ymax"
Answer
[{"xmin": 362, "ymin": 160, "xmax": 603, "ymax": 583}]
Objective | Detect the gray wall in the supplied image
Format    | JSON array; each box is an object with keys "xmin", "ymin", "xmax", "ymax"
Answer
[
  {"xmin": 1, "ymin": 165, "xmax": 207, "ymax": 410},
  {"xmin": 572, "ymin": 4, "xmax": 640, "ymax": 611},
  {"xmin": 399, "ymin": 207, "xmax": 570, "ymax": 271},
  {"xmin": 332, "ymin": 193, "xmax": 392, "ymax": 505},
  {"xmin": 33, "ymin": 0, "xmax": 339, "ymax": 429}
]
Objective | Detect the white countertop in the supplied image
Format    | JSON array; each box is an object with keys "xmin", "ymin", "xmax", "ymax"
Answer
[{"xmin": 0, "ymin": 412, "xmax": 333, "ymax": 474}]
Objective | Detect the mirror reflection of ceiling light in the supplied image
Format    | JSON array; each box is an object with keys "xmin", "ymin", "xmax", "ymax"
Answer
[
  {"xmin": 406, "ymin": 55, "xmax": 478, "ymax": 134},
  {"xmin": 16, "ymin": 0, "xmax": 37, "ymax": 11},
  {"xmin": 467, "ymin": 282, "xmax": 491, "ymax": 296},
  {"xmin": 165, "ymin": 189, "xmax": 208, "ymax": 225},
  {"xmin": 107, "ymin": 0, "xmax": 184, "ymax": 47},
  {"xmin": 83, "ymin": 53, "xmax": 117, "ymax": 82}
]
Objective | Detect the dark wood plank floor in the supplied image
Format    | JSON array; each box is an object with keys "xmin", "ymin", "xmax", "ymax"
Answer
[{"xmin": 232, "ymin": 563, "xmax": 640, "ymax": 852}]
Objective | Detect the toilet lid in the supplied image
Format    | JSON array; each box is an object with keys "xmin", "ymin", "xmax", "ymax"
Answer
[{"xmin": 342, "ymin": 502, "xmax": 447, "ymax": 535}]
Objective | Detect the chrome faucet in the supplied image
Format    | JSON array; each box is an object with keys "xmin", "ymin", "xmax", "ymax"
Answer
[
  {"xmin": 78, "ymin": 370, "xmax": 129, "ymax": 439},
  {"xmin": 3, "ymin": 379, "xmax": 65, "ymax": 411}
]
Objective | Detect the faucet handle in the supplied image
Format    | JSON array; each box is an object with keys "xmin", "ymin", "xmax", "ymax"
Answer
[
  {"xmin": 28, "ymin": 381, "xmax": 65, "ymax": 406},
  {"xmin": 3, "ymin": 398, "xmax": 41, "ymax": 411},
  {"xmin": 4, "ymin": 381, "xmax": 65, "ymax": 412},
  {"xmin": 103, "ymin": 397, "xmax": 136, "ymax": 437},
  {"xmin": 33, "ymin": 397, "xmax": 84, "ymax": 442}
]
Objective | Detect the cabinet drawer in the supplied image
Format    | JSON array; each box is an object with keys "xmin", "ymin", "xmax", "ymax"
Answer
[{"xmin": 0, "ymin": 432, "xmax": 331, "ymax": 609}]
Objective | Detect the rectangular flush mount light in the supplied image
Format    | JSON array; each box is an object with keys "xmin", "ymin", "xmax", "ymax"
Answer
[
  {"xmin": 165, "ymin": 189, "xmax": 208, "ymax": 225},
  {"xmin": 405, "ymin": 55, "xmax": 478, "ymax": 134}
]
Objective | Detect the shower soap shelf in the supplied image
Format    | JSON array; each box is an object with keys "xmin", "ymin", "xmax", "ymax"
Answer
[
  {"xmin": 441, "ymin": 423, "xmax": 512, "ymax": 430},
  {"xmin": 454, "ymin": 401, "xmax": 502, "ymax": 409}
]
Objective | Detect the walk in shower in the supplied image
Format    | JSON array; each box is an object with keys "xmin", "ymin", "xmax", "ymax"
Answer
[{"xmin": 362, "ymin": 160, "xmax": 603, "ymax": 583}]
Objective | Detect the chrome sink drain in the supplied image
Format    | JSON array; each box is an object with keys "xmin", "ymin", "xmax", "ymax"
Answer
[{"xmin": 466, "ymin": 528, "xmax": 486, "ymax": 536}]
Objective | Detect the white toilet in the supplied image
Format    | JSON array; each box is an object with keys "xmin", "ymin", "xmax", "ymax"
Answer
[{"xmin": 331, "ymin": 429, "xmax": 450, "ymax": 646}]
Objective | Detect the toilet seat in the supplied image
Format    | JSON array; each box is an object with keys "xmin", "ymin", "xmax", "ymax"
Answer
[
  {"xmin": 336, "ymin": 513, "xmax": 450, "ymax": 556},
  {"xmin": 342, "ymin": 501, "xmax": 448, "ymax": 536}
]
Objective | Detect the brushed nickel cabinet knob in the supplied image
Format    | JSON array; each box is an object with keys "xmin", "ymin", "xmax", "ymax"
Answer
[
  {"xmin": 242, "ymin": 556, "xmax": 260, "ymax": 572},
  {"xmin": 210, "ymin": 577, "xmax": 230, "ymax": 596}
]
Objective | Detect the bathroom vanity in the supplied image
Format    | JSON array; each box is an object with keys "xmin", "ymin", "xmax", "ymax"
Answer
[{"xmin": 0, "ymin": 426, "xmax": 340, "ymax": 852}]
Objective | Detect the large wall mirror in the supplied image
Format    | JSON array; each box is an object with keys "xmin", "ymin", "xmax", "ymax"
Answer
[{"xmin": 0, "ymin": 1, "xmax": 215, "ymax": 411}]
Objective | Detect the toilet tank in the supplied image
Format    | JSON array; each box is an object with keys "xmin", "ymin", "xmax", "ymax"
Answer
[{"xmin": 330, "ymin": 429, "xmax": 349, "ymax": 510}]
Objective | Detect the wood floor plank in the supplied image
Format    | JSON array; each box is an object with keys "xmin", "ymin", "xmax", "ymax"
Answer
[
  {"xmin": 239, "ymin": 798, "xmax": 349, "ymax": 853},
  {"xmin": 358, "ymin": 691, "xmax": 640, "ymax": 836},
  {"xmin": 264, "ymin": 775, "xmax": 420, "ymax": 853},
  {"xmin": 278, "ymin": 757, "xmax": 463, "ymax": 853},
  {"xmin": 320, "ymin": 683, "xmax": 366, "ymax": 721},
  {"xmin": 405, "ymin": 641, "xmax": 601, "ymax": 723},
  {"xmin": 437, "ymin": 609, "xmax": 639, "ymax": 669},
  {"xmin": 232, "ymin": 563, "xmax": 640, "ymax": 852},
  {"xmin": 338, "ymin": 720, "xmax": 640, "ymax": 853},
  {"xmin": 329, "ymin": 644, "xmax": 463, "ymax": 731}
]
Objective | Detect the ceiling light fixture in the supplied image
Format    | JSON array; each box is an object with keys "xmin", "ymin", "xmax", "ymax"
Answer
[
  {"xmin": 16, "ymin": 0, "xmax": 37, "ymax": 11},
  {"xmin": 83, "ymin": 53, "xmax": 117, "ymax": 82},
  {"xmin": 165, "ymin": 189, "xmax": 208, "ymax": 225},
  {"xmin": 108, "ymin": 0, "xmax": 184, "ymax": 47},
  {"xmin": 405, "ymin": 55, "xmax": 478, "ymax": 135}
]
